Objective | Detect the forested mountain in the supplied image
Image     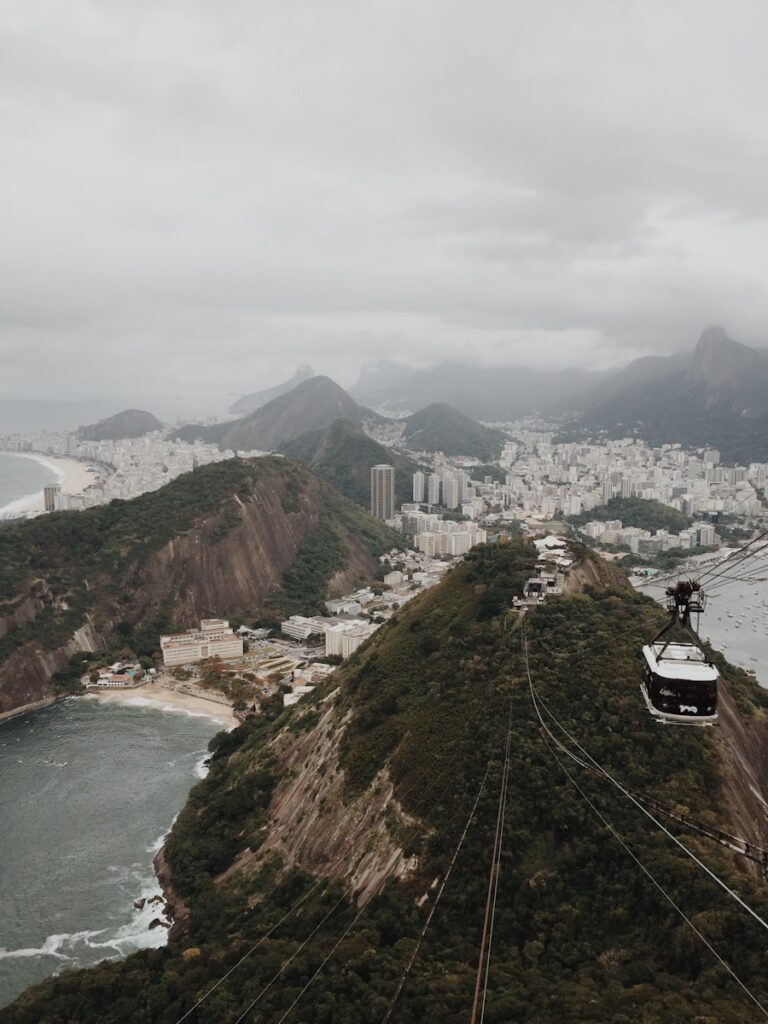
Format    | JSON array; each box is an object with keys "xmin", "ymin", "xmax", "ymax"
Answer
[
  {"xmin": 403, "ymin": 402, "xmax": 506, "ymax": 460},
  {"xmin": 77, "ymin": 408, "xmax": 163, "ymax": 441},
  {"xmin": 229, "ymin": 365, "xmax": 315, "ymax": 416},
  {"xmin": 175, "ymin": 376, "xmax": 379, "ymax": 452},
  {"xmin": 352, "ymin": 360, "xmax": 602, "ymax": 419},
  {"xmin": 279, "ymin": 418, "xmax": 420, "ymax": 508},
  {"xmin": 567, "ymin": 327, "xmax": 768, "ymax": 461},
  {"xmin": 7, "ymin": 542, "xmax": 768, "ymax": 1023},
  {"xmin": 0, "ymin": 457, "xmax": 396, "ymax": 719}
]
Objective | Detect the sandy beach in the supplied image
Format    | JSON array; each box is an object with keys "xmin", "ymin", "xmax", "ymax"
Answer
[
  {"xmin": 0, "ymin": 452, "xmax": 98, "ymax": 514},
  {"xmin": 86, "ymin": 681, "xmax": 237, "ymax": 729}
]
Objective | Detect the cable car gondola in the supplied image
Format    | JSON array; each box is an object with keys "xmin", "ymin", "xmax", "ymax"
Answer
[{"xmin": 641, "ymin": 580, "xmax": 719, "ymax": 725}]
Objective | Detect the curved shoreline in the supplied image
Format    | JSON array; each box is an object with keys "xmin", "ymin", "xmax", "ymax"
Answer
[{"xmin": 0, "ymin": 452, "xmax": 97, "ymax": 515}]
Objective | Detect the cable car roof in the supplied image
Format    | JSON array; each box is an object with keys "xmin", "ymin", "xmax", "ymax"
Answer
[{"xmin": 642, "ymin": 643, "xmax": 719, "ymax": 682}]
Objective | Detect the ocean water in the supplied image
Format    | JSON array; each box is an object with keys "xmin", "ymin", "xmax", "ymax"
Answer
[
  {"xmin": 0, "ymin": 454, "xmax": 59, "ymax": 512},
  {"xmin": 0, "ymin": 698, "xmax": 221, "ymax": 1008}
]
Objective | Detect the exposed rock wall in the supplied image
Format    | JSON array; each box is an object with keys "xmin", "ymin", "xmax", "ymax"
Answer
[
  {"xmin": 0, "ymin": 463, "xmax": 383, "ymax": 716},
  {"xmin": 0, "ymin": 614, "xmax": 104, "ymax": 716},
  {"xmin": 228, "ymin": 694, "xmax": 417, "ymax": 905},
  {"xmin": 715, "ymin": 689, "xmax": 768, "ymax": 864}
]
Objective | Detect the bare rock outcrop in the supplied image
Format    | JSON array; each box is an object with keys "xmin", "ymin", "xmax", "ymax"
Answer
[{"xmin": 229, "ymin": 695, "xmax": 418, "ymax": 905}]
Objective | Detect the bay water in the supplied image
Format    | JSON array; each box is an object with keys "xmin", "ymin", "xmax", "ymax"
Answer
[
  {"xmin": 0, "ymin": 454, "xmax": 58, "ymax": 513},
  {"xmin": 0, "ymin": 698, "xmax": 221, "ymax": 1008}
]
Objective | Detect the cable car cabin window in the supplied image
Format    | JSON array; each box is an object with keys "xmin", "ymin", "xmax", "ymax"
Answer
[{"xmin": 645, "ymin": 670, "xmax": 717, "ymax": 718}]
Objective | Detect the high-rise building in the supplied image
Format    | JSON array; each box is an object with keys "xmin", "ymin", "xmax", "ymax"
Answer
[
  {"xmin": 43, "ymin": 484, "xmax": 61, "ymax": 512},
  {"xmin": 370, "ymin": 464, "xmax": 395, "ymax": 520},
  {"xmin": 427, "ymin": 473, "xmax": 441, "ymax": 506},
  {"xmin": 443, "ymin": 476, "xmax": 460, "ymax": 509},
  {"xmin": 412, "ymin": 471, "xmax": 425, "ymax": 503}
]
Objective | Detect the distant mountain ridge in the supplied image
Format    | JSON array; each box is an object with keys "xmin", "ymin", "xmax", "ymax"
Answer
[
  {"xmin": 567, "ymin": 326, "xmax": 768, "ymax": 461},
  {"xmin": 175, "ymin": 376, "xmax": 381, "ymax": 453},
  {"xmin": 352, "ymin": 360, "xmax": 603, "ymax": 419},
  {"xmin": 78, "ymin": 408, "xmax": 163, "ymax": 441},
  {"xmin": 403, "ymin": 402, "xmax": 506, "ymax": 460},
  {"xmin": 229, "ymin": 365, "xmax": 315, "ymax": 416}
]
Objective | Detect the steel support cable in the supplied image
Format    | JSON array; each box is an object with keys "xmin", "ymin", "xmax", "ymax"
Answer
[
  {"xmin": 469, "ymin": 700, "xmax": 513, "ymax": 1024},
  {"xmin": 697, "ymin": 534, "xmax": 768, "ymax": 587},
  {"xmin": 477, "ymin": 721, "xmax": 511, "ymax": 1024},
  {"xmin": 276, "ymin": 764, "xmax": 494, "ymax": 1024},
  {"xmin": 528, "ymin": 680, "xmax": 768, "ymax": 866},
  {"xmin": 521, "ymin": 623, "xmax": 768, "ymax": 936},
  {"xmin": 539, "ymin": 730, "xmax": 768, "ymax": 1020},
  {"xmin": 242, "ymin": 762, "xmax": 498, "ymax": 1024},
  {"xmin": 379, "ymin": 764, "xmax": 492, "ymax": 1024},
  {"xmin": 635, "ymin": 532, "xmax": 768, "ymax": 592},
  {"xmin": 169, "ymin": 772, "xmax": 428, "ymax": 1024},
  {"xmin": 171, "ymin": 875, "xmax": 330, "ymax": 1024},
  {"xmin": 230, "ymin": 894, "xmax": 349, "ymax": 1024}
]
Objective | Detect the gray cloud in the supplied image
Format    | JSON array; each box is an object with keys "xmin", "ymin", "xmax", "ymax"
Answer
[{"xmin": 2, "ymin": 0, "xmax": 768, "ymax": 415}]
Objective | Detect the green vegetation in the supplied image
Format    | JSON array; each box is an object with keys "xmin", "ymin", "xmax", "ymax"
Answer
[
  {"xmin": 403, "ymin": 403, "xmax": 506, "ymax": 460},
  {"xmin": 0, "ymin": 457, "xmax": 398, "ymax": 710},
  {"xmin": 568, "ymin": 496, "xmax": 690, "ymax": 533},
  {"xmin": 280, "ymin": 418, "xmax": 420, "ymax": 509},
  {"xmin": 7, "ymin": 543, "xmax": 768, "ymax": 1023}
]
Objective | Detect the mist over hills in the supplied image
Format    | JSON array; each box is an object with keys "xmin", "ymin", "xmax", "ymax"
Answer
[
  {"xmin": 229, "ymin": 365, "xmax": 315, "ymax": 416},
  {"xmin": 351, "ymin": 360, "xmax": 602, "ymax": 419},
  {"xmin": 567, "ymin": 326, "xmax": 768, "ymax": 461},
  {"xmin": 176, "ymin": 376, "xmax": 380, "ymax": 452},
  {"xmin": 77, "ymin": 408, "xmax": 163, "ymax": 442}
]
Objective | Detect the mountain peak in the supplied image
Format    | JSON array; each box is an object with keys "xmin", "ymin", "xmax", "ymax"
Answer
[{"xmin": 689, "ymin": 326, "xmax": 761, "ymax": 389}]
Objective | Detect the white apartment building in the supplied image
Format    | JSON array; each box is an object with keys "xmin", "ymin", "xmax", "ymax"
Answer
[
  {"xmin": 413, "ymin": 471, "xmax": 425, "ymax": 503},
  {"xmin": 324, "ymin": 620, "xmax": 378, "ymax": 658},
  {"xmin": 427, "ymin": 473, "xmax": 441, "ymax": 505},
  {"xmin": 161, "ymin": 619, "xmax": 243, "ymax": 667},
  {"xmin": 281, "ymin": 616, "xmax": 328, "ymax": 641},
  {"xmin": 371, "ymin": 464, "xmax": 395, "ymax": 520}
]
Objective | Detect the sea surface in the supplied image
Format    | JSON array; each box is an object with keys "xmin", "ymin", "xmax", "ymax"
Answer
[
  {"xmin": 0, "ymin": 454, "xmax": 58, "ymax": 512},
  {"xmin": 0, "ymin": 698, "xmax": 220, "ymax": 1008}
]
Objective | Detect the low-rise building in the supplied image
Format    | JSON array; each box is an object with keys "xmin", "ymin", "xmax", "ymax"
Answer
[{"xmin": 160, "ymin": 619, "xmax": 243, "ymax": 667}]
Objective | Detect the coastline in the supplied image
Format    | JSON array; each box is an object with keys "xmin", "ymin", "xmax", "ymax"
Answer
[
  {"xmin": 0, "ymin": 451, "xmax": 97, "ymax": 515},
  {"xmin": 0, "ymin": 695, "xmax": 63, "ymax": 726},
  {"xmin": 86, "ymin": 681, "xmax": 238, "ymax": 729}
]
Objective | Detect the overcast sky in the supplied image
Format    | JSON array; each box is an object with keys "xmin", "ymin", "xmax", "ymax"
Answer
[{"xmin": 3, "ymin": 0, "xmax": 768, "ymax": 413}]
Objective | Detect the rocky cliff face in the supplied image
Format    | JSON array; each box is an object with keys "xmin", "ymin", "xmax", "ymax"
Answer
[{"xmin": 0, "ymin": 458, "xmax": 395, "ymax": 717}]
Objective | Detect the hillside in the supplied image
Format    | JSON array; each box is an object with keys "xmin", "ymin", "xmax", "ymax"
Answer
[
  {"xmin": 175, "ymin": 376, "xmax": 379, "ymax": 453},
  {"xmin": 229, "ymin": 365, "xmax": 315, "ymax": 415},
  {"xmin": 7, "ymin": 543, "xmax": 768, "ymax": 1022},
  {"xmin": 280, "ymin": 418, "xmax": 420, "ymax": 508},
  {"xmin": 77, "ymin": 408, "xmax": 163, "ymax": 441},
  {"xmin": 403, "ymin": 402, "xmax": 506, "ymax": 460},
  {"xmin": 568, "ymin": 496, "xmax": 690, "ymax": 533},
  {"xmin": 0, "ymin": 457, "xmax": 397, "ymax": 719},
  {"xmin": 567, "ymin": 327, "xmax": 768, "ymax": 461}
]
